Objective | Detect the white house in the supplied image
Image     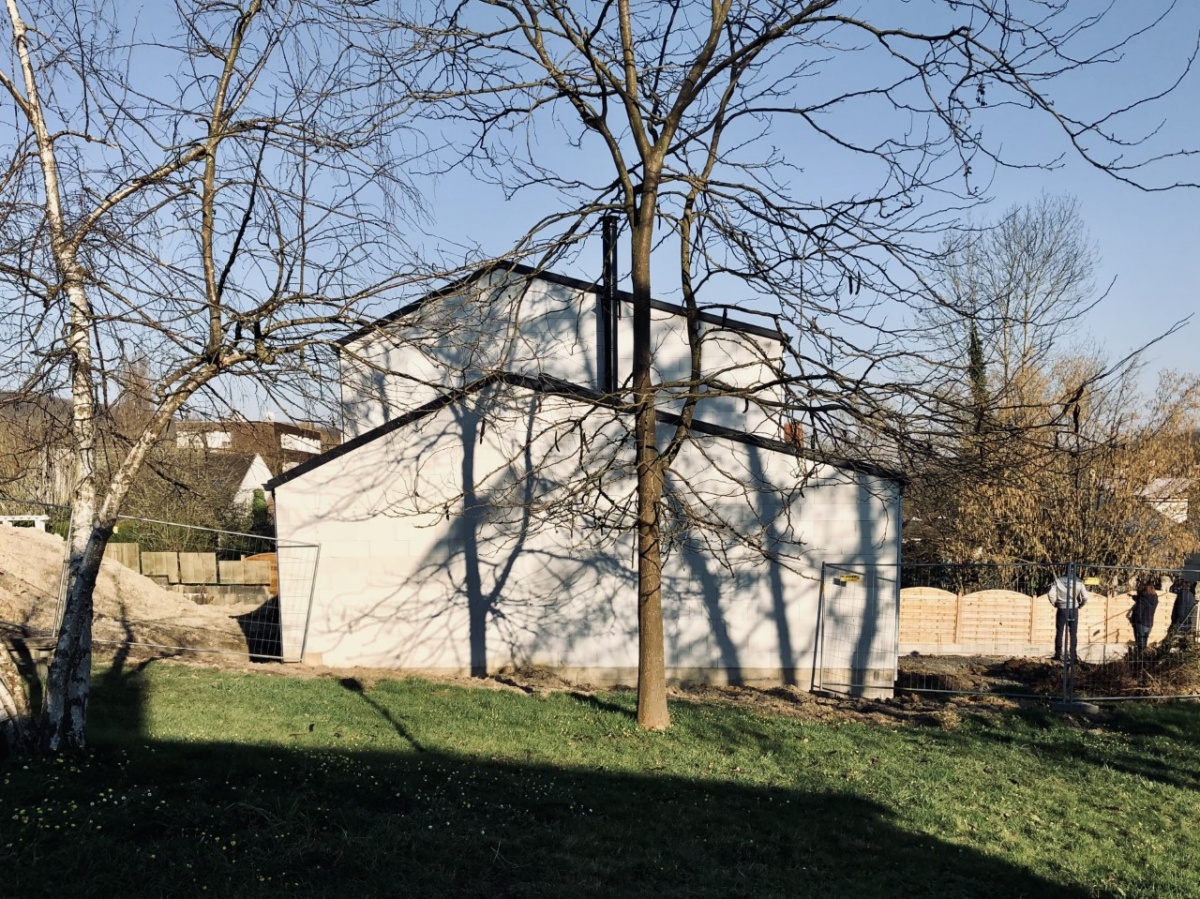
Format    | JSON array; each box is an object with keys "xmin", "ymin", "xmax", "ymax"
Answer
[{"xmin": 268, "ymin": 264, "xmax": 903, "ymax": 693}]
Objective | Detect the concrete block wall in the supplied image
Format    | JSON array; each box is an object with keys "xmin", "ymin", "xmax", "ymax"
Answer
[{"xmin": 276, "ymin": 382, "xmax": 901, "ymax": 689}]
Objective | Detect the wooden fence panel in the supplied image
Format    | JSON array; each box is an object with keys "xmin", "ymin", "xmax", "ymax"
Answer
[
  {"xmin": 179, "ymin": 553, "xmax": 218, "ymax": 585},
  {"xmin": 900, "ymin": 586, "xmax": 1188, "ymax": 652},
  {"xmin": 103, "ymin": 542, "xmax": 140, "ymax": 571},
  {"xmin": 898, "ymin": 588, "xmax": 957, "ymax": 643},
  {"xmin": 1031, "ymin": 599, "xmax": 1057, "ymax": 645},
  {"xmin": 217, "ymin": 560, "xmax": 244, "ymax": 584},
  {"xmin": 958, "ymin": 590, "xmax": 1032, "ymax": 644},
  {"xmin": 140, "ymin": 551, "xmax": 179, "ymax": 583},
  {"xmin": 1079, "ymin": 599, "xmax": 1108, "ymax": 645},
  {"xmin": 218, "ymin": 559, "xmax": 273, "ymax": 586},
  {"xmin": 1103, "ymin": 595, "xmax": 1133, "ymax": 644}
]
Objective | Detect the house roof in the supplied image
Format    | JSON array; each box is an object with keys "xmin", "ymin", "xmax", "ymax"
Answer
[
  {"xmin": 337, "ymin": 261, "xmax": 786, "ymax": 348},
  {"xmin": 144, "ymin": 450, "xmax": 263, "ymax": 499},
  {"xmin": 264, "ymin": 371, "xmax": 904, "ymax": 491},
  {"xmin": 1139, "ymin": 477, "xmax": 1195, "ymax": 501}
]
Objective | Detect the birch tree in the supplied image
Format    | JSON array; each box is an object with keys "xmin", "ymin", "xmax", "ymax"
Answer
[
  {"xmin": 0, "ymin": 0, "xmax": 422, "ymax": 752},
  {"xmin": 387, "ymin": 0, "xmax": 1199, "ymax": 728}
]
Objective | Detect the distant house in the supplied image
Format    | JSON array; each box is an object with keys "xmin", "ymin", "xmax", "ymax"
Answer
[
  {"xmin": 1138, "ymin": 477, "xmax": 1196, "ymax": 525},
  {"xmin": 173, "ymin": 420, "xmax": 339, "ymax": 477},
  {"xmin": 117, "ymin": 448, "xmax": 275, "ymax": 536},
  {"xmin": 189, "ymin": 453, "xmax": 275, "ymax": 509},
  {"xmin": 268, "ymin": 264, "xmax": 902, "ymax": 693},
  {"xmin": 0, "ymin": 393, "xmax": 328, "ymax": 537}
]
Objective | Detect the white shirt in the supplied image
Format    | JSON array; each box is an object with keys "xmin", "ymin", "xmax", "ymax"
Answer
[{"xmin": 1047, "ymin": 576, "xmax": 1090, "ymax": 610}]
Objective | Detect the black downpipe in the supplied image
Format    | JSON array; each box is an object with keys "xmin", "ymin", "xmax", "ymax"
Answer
[{"xmin": 602, "ymin": 214, "xmax": 619, "ymax": 394}]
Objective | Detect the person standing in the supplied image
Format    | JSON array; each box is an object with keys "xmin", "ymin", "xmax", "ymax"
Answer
[
  {"xmin": 1169, "ymin": 579, "xmax": 1197, "ymax": 637},
  {"xmin": 1128, "ymin": 580, "xmax": 1159, "ymax": 654},
  {"xmin": 1047, "ymin": 573, "xmax": 1090, "ymax": 663}
]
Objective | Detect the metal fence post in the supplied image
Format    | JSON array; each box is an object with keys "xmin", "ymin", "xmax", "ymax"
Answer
[
  {"xmin": 814, "ymin": 562, "xmax": 828, "ymax": 693},
  {"xmin": 1063, "ymin": 561, "xmax": 1077, "ymax": 702}
]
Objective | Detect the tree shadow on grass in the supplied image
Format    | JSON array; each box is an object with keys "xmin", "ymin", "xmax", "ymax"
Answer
[
  {"xmin": 0, "ymin": 679, "xmax": 1115, "ymax": 899},
  {"xmin": 338, "ymin": 676, "xmax": 426, "ymax": 753},
  {"xmin": 566, "ymin": 690, "xmax": 637, "ymax": 719}
]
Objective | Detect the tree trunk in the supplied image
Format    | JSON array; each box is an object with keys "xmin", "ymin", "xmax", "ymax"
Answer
[
  {"xmin": 41, "ymin": 273, "xmax": 104, "ymax": 754},
  {"xmin": 0, "ymin": 639, "xmax": 34, "ymax": 754},
  {"xmin": 42, "ymin": 524, "xmax": 111, "ymax": 753},
  {"xmin": 629, "ymin": 214, "xmax": 670, "ymax": 730}
]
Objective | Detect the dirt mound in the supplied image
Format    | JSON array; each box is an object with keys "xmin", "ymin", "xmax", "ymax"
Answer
[
  {"xmin": 0, "ymin": 526, "xmax": 251, "ymax": 654},
  {"xmin": 897, "ymin": 649, "xmax": 1200, "ymax": 698},
  {"xmin": 897, "ymin": 653, "xmax": 1061, "ymax": 695}
]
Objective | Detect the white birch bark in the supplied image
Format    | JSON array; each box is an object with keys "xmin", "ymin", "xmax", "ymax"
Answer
[
  {"xmin": 2, "ymin": 0, "xmax": 244, "ymax": 751},
  {"xmin": 2, "ymin": 0, "xmax": 102, "ymax": 751}
]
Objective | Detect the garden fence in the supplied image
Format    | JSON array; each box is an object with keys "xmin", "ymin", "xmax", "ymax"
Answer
[
  {"xmin": 0, "ymin": 498, "xmax": 319, "ymax": 664},
  {"xmin": 818, "ymin": 560, "xmax": 1200, "ymax": 703}
]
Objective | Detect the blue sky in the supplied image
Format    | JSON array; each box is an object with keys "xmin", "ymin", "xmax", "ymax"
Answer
[
  {"xmin": 977, "ymin": 0, "xmax": 1200, "ymax": 385},
  {"xmin": 103, "ymin": 1, "xmax": 1200, "ymax": 406},
  {"xmin": 412, "ymin": 2, "xmax": 1200, "ymax": 391}
]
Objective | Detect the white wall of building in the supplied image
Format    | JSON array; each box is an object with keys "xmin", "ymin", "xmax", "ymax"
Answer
[
  {"xmin": 234, "ymin": 454, "xmax": 274, "ymax": 506},
  {"xmin": 275, "ymin": 381, "xmax": 899, "ymax": 689},
  {"xmin": 339, "ymin": 269, "xmax": 787, "ymax": 442}
]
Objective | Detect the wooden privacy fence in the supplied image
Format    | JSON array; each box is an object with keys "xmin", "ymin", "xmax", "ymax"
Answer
[
  {"xmin": 104, "ymin": 542, "xmax": 140, "ymax": 571},
  {"xmin": 105, "ymin": 544, "xmax": 276, "ymax": 590},
  {"xmin": 899, "ymin": 586, "xmax": 1176, "ymax": 656}
]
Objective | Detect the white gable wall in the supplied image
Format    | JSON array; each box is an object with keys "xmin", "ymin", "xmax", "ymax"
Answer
[
  {"xmin": 340, "ymin": 271, "xmax": 787, "ymax": 442},
  {"xmin": 234, "ymin": 454, "xmax": 274, "ymax": 506},
  {"xmin": 275, "ymin": 382, "xmax": 898, "ymax": 689}
]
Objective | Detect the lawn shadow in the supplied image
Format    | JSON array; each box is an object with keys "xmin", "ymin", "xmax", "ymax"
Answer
[
  {"xmin": 566, "ymin": 690, "xmax": 636, "ymax": 719},
  {"xmin": 338, "ymin": 676, "xmax": 426, "ymax": 752},
  {"xmin": 1, "ymin": 731, "xmax": 1116, "ymax": 899},
  {"xmin": 91, "ymin": 612, "xmax": 162, "ymax": 740},
  {"xmin": 235, "ymin": 595, "xmax": 284, "ymax": 662}
]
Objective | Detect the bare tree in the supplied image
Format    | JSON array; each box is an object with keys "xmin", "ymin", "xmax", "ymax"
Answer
[
  {"xmin": 381, "ymin": 1, "xmax": 1199, "ymax": 727},
  {"xmin": 906, "ymin": 195, "xmax": 1200, "ymax": 570},
  {"xmin": 926, "ymin": 196, "xmax": 1107, "ymax": 397},
  {"xmin": 0, "ymin": 0, "xmax": 425, "ymax": 752}
]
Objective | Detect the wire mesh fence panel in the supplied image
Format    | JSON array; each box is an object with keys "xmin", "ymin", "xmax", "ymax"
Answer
[
  {"xmin": 896, "ymin": 562, "xmax": 1065, "ymax": 698},
  {"xmin": 275, "ymin": 542, "xmax": 321, "ymax": 661},
  {"xmin": 891, "ymin": 561, "xmax": 1200, "ymax": 701},
  {"xmin": 93, "ymin": 516, "xmax": 320, "ymax": 662},
  {"xmin": 0, "ymin": 502, "xmax": 318, "ymax": 662},
  {"xmin": 816, "ymin": 564, "xmax": 899, "ymax": 698}
]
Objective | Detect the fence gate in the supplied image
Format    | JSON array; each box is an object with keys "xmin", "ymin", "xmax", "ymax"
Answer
[{"xmin": 815, "ymin": 563, "xmax": 899, "ymax": 697}]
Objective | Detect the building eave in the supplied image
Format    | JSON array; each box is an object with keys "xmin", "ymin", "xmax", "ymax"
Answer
[
  {"xmin": 265, "ymin": 372, "xmax": 904, "ymax": 491},
  {"xmin": 335, "ymin": 261, "xmax": 786, "ymax": 350}
]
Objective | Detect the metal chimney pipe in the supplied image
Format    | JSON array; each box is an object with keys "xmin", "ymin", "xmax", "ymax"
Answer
[{"xmin": 602, "ymin": 214, "xmax": 619, "ymax": 394}]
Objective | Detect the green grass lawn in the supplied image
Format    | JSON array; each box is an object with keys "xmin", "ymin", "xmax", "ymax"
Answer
[{"xmin": 3, "ymin": 663, "xmax": 1200, "ymax": 898}]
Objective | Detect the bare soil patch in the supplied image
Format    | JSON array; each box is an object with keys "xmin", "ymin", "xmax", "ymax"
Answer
[
  {"xmin": 897, "ymin": 653, "xmax": 1061, "ymax": 695},
  {"xmin": 898, "ymin": 648, "xmax": 1200, "ymax": 699},
  {"xmin": 0, "ymin": 526, "xmax": 254, "ymax": 653}
]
